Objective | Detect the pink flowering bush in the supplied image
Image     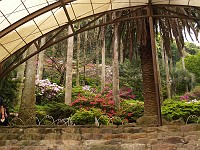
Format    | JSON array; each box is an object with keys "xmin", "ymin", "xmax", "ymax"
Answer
[
  {"xmin": 70, "ymin": 86, "xmax": 144, "ymax": 124},
  {"xmin": 70, "ymin": 93, "xmax": 116, "ymax": 117},
  {"xmin": 101, "ymin": 86, "xmax": 136, "ymax": 100},
  {"xmin": 180, "ymin": 94, "xmax": 189, "ymax": 101},
  {"xmin": 35, "ymin": 79, "xmax": 64, "ymax": 105}
]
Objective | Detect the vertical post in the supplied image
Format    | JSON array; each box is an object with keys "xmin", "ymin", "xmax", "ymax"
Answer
[{"xmin": 147, "ymin": 3, "xmax": 162, "ymax": 126}]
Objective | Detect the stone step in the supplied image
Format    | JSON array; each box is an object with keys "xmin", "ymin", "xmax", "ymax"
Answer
[{"xmin": 0, "ymin": 146, "xmax": 49, "ymax": 150}]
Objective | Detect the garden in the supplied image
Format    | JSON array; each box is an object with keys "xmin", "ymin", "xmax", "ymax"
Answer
[{"xmin": 2, "ymin": 49, "xmax": 200, "ymax": 126}]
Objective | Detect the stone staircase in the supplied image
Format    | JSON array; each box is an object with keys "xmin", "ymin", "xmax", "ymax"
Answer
[{"xmin": 0, "ymin": 124, "xmax": 200, "ymax": 150}]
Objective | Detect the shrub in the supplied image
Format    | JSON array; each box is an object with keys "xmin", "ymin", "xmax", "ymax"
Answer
[
  {"xmin": 71, "ymin": 108, "xmax": 110, "ymax": 125},
  {"xmin": 35, "ymin": 79, "xmax": 64, "ymax": 105},
  {"xmin": 119, "ymin": 59, "xmax": 143, "ymax": 100},
  {"xmin": 120, "ymin": 100, "xmax": 144, "ymax": 123},
  {"xmin": 0, "ymin": 78, "xmax": 20, "ymax": 108},
  {"xmin": 102, "ymin": 86, "xmax": 136, "ymax": 100},
  {"xmin": 72, "ymin": 86, "xmax": 96, "ymax": 101},
  {"xmin": 70, "ymin": 94, "xmax": 116, "ymax": 117},
  {"xmin": 185, "ymin": 86, "xmax": 200, "ymax": 101},
  {"xmin": 72, "ymin": 76, "xmax": 101, "ymax": 91},
  {"xmin": 45, "ymin": 102, "xmax": 76, "ymax": 119},
  {"xmin": 36, "ymin": 105, "xmax": 48, "ymax": 124},
  {"xmin": 162, "ymin": 99, "xmax": 200, "ymax": 123}
]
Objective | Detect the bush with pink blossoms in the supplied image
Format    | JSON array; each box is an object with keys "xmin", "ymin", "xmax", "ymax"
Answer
[
  {"xmin": 35, "ymin": 79, "xmax": 64, "ymax": 105},
  {"xmin": 70, "ymin": 93, "xmax": 116, "ymax": 117}
]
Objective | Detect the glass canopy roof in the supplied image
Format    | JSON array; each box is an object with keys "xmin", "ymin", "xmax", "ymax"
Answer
[{"xmin": 0, "ymin": 0, "xmax": 200, "ymax": 64}]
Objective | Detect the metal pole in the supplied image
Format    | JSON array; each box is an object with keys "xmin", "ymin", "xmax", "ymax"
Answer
[{"xmin": 147, "ymin": 3, "xmax": 162, "ymax": 126}]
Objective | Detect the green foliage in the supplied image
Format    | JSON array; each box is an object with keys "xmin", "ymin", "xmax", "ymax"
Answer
[
  {"xmin": 72, "ymin": 86, "xmax": 96, "ymax": 101},
  {"xmin": 72, "ymin": 76, "xmax": 100, "ymax": 90},
  {"xmin": 119, "ymin": 59, "xmax": 143, "ymax": 100},
  {"xmin": 120, "ymin": 100, "xmax": 144, "ymax": 123},
  {"xmin": 185, "ymin": 52, "xmax": 200, "ymax": 83},
  {"xmin": 0, "ymin": 78, "xmax": 20, "ymax": 108},
  {"xmin": 71, "ymin": 108, "xmax": 110, "ymax": 125},
  {"xmin": 110, "ymin": 116, "xmax": 123, "ymax": 125},
  {"xmin": 170, "ymin": 67, "xmax": 195, "ymax": 95},
  {"xmin": 185, "ymin": 42, "xmax": 200, "ymax": 55},
  {"xmin": 162, "ymin": 99, "xmax": 200, "ymax": 123},
  {"xmin": 36, "ymin": 105, "xmax": 48, "ymax": 121},
  {"xmin": 45, "ymin": 102, "xmax": 76, "ymax": 119}
]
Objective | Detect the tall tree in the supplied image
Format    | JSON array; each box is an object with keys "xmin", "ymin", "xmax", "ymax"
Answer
[
  {"xmin": 164, "ymin": 49, "xmax": 171, "ymax": 99},
  {"xmin": 101, "ymin": 22, "xmax": 106, "ymax": 92},
  {"xmin": 76, "ymin": 24, "xmax": 81, "ymax": 86},
  {"xmin": 83, "ymin": 30, "xmax": 88, "ymax": 85},
  {"xmin": 65, "ymin": 26, "xmax": 74, "ymax": 104},
  {"xmin": 16, "ymin": 52, "xmax": 27, "ymax": 106},
  {"xmin": 18, "ymin": 43, "xmax": 37, "ymax": 125},
  {"xmin": 37, "ymin": 37, "xmax": 46, "ymax": 80},
  {"xmin": 112, "ymin": 13, "xmax": 120, "ymax": 109}
]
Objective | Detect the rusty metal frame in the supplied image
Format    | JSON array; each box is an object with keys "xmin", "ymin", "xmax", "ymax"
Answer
[
  {"xmin": 1, "ymin": 4, "xmax": 200, "ymax": 78},
  {"xmin": 0, "ymin": 0, "xmax": 75, "ymax": 38},
  {"xmin": 59, "ymin": 0, "xmax": 76, "ymax": 33}
]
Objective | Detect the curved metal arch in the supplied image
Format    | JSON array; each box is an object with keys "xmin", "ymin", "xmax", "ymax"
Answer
[
  {"xmin": 0, "ymin": 0, "xmax": 75, "ymax": 38},
  {"xmin": 1, "ymin": 4, "xmax": 200, "ymax": 78}
]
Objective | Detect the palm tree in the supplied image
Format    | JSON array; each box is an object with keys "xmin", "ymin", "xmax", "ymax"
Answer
[{"xmin": 117, "ymin": 5, "xmax": 199, "ymax": 125}]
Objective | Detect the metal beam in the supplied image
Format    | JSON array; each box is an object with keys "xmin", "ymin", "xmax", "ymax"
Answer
[
  {"xmin": 147, "ymin": 3, "xmax": 162, "ymax": 126},
  {"xmin": 0, "ymin": 0, "xmax": 75, "ymax": 38},
  {"xmin": 59, "ymin": 0, "xmax": 76, "ymax": 33}
]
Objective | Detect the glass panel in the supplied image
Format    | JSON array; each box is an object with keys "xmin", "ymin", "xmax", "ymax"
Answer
[
  {"xmin": 0, "ymin": 19, "xmax": 10, "ymax": 31},
  {"xmin": 112, "ymin": 0, "xmax": 130, "ymax": 10},
  {"xmin": 53, "ymin": 7, "xmax": 69, "ymax": 26},
  {"xmin": 66, "ymin": 4, "xmax": 77, "ymax": 21},
  {"xmin": 0, "ymin": 31, "xmax": 22, "ymax": 45},
  {"xmin": 0, "ymin": 0, "xmax": 29, "ymax": 25},
  {"xmin": 92, "ymin": 0, "xmax": 111, "ymax": 14},
  {"xmin": 0, "ymin": 44, "xmax": 9, "ymax": 62},
  {"xmin": 24, "ymin": 0, "xmax": 48, "ymax": 14},
  {"xmin": 2, "ymin": 38, "xmax": 25, "ymax": 54},
  {"xmin": 16, "ymin": 20, "xmax": 38, "ymax": 39},
  {"xmin": 71, "ymin": 0, "xmax": 93, "ymax": 19},
  {"xmin": 34, "ymin": 10, "xmax": 60, "ymax": 34},
  {"xmin": 170, "ymin": 0, "xmax": 188, "ymax": 5},
  {"xmin": 189, "ymin": 0, "xmax": 200, "ymax": 6},
  {"xmin": 130, "ymin": 0, "xmax": 148, "ymax": 6},
  {"xmin": 47, "ymin": 0, "xmax": 59, "ymax": 5},
  {"xmin": 9, "ymin": 41, "xmax": 26, "ymax": 54}
]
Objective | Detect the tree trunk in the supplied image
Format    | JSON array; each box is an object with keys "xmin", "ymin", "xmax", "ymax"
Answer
[
  {"xmin": 101, "ymin": 23, "xmax": 106, "ymax": 92},
  {"xmin": 112, "ymin": 14, "xmax": 120, "ymax": 109},
  {"xmin": 140, "ymin": 23, "xmax": 158, "ymax": 117},
  {"xmin": 37, "ymin": 37, "xmax": 46, "ymax": 80},
  {"xmin": 120, "ymin": 38, "xmax": 124, "ymax": 63},
  {"xmin": 16, "ymin": 52, "xmax": 27, "ymax": 106},
  {"xmin": 83, "ymin": 31, "xmax": 88, "ymax": 85},
  {"xmin": 164, "ymin": 50, "xmax": 171, "ymax": 99},
  {"xmin": 65, "ymin": 26, "xmax": 74, "ymax": 104},
  {"xmin": 18, "ymin": 44, "xmax": 37, "ymax": 125},
  {"xmin": 95, "ymin": 28, "xmax": 100, "ymax": 76},
  {"xmin": 181, "ymin": 47, "xmax": 188, "ymax": 92},
  {"xmin": 76, "ymin": 26, "xmax": 80, "ymax": 86}
]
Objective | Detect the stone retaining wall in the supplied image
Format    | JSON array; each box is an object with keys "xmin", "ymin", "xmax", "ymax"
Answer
[{"xmin": 0, "ymin": 124, "xmax": 200, "ymax": 150}]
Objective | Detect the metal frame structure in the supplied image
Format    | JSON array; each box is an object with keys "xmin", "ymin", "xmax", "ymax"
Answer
[
  {"xmin": 0, "ymin": 0, "xmax": 200, "ymax": 126},
  {"xmin": 1, "ymin": 4, "xmax": 199, "ymax": 77}
]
